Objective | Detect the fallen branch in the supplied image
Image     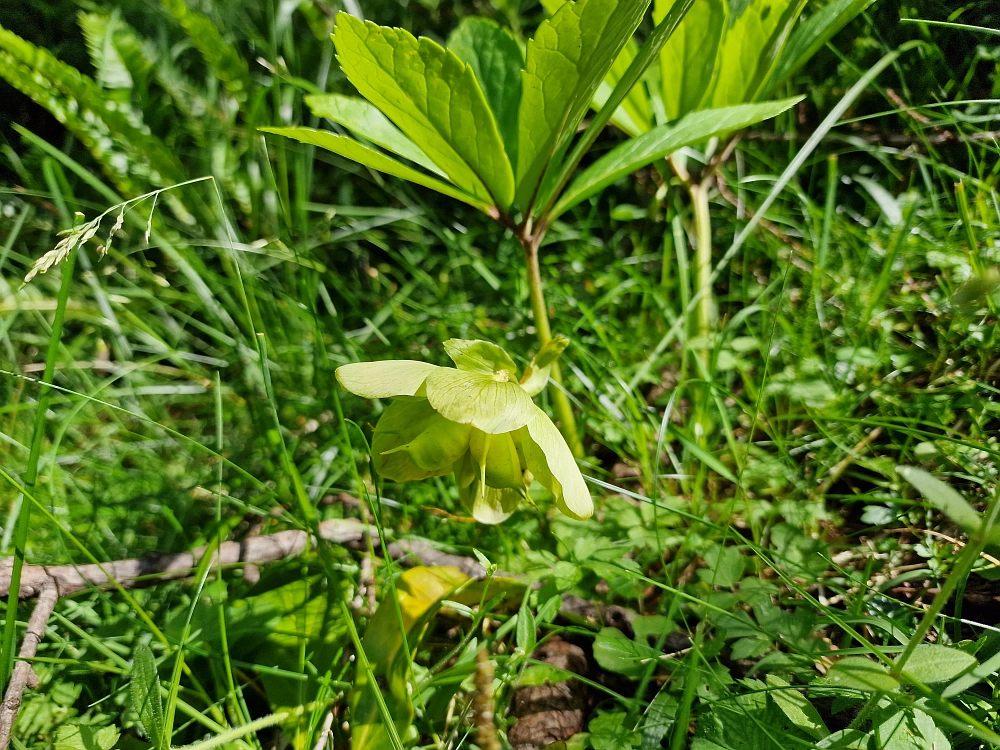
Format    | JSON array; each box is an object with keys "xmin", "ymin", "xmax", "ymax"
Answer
[
  {"xmin": 0, "ymin": 585, "xmax": 57, "ymax": 749},
  {"xmin": 1, "ymin": 518, "xmax": 371, "ymax": 600}
]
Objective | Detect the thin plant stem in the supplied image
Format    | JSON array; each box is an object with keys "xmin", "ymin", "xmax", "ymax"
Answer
[
  {"xmin": 522, "ymin": 234, "xmax": 582, "ymax": 457},
  {"xmin": 0, "ymin": 241, "xmax": 76, "ymax": 692},
  {"xmin": 813, "ymin": 154, "xmax": 838, "ymax": 326}
]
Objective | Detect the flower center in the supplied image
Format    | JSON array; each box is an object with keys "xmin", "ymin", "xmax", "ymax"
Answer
[{"xmin": 492, "ymin": 369, "xmax": 510, "ymax": 382}]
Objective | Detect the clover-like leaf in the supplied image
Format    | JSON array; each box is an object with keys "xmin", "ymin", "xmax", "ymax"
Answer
[
  {"xmin": 336, "ymin": 359, "xmax": 441, "ymax": 399},
  {"xmin": 522, "ymin": 405, "xmax": 593, "ymax": 519},
  {"xmin": 424, "ymin": 368, "xmax": 535, "ymax": 434}
]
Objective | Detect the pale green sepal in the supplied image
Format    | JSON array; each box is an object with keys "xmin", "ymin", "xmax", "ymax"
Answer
[
  {"xmin": 336, "ymin": 359, "xmax": 440, "ymax": 399},
  {"xmin": 444, "ymin": 339, "xmax": 518, "ymax": 376},
  {"xmin": 470, "ymin": 429, "xmax": 525, "ymax": 490},
  {"xmin": 519, "ymin": 335, "xmax": 570, "ymax": 396},
  {"xmin": 377, "ymin": 403, "xmax": 473, "ymax": 477},
  {"xmin": 459, "ymin": 480, "xmax": 522, "ymax": 524},
  {"xmin": 304, "ymin": 93, "xmax": 447, "ymax": 177},
  {"xmin": 424, "ymin": 369, "xmax": 535, "ymax": 434},
  {"xmin": 523, "ymin": 406, "xmax": 593, "ymax": 519},
  {"xmin": 372, "ymin": 397, "xmax": 458, "ymax": 481}
]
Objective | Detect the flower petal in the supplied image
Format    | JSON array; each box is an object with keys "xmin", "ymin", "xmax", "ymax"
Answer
[
  {"xmin": 372, "ymin": 397, "xmax": 460, "ymax": 481},
  {"xmin": 336, "ymin": 360, "xmax": 440, "ymax": 399},
  {"xmin": 424, "ymin": 368, "xmax": 535, "ymax": 434},
  {"xmin": 444, "ymin": 338, "xmax": 518, "ymax": 377},
  {"xmin": 522, "ymin": 406, "xmax": 593, "ymax": 520},
  {"xmin": 459, "ymin": 479, "xmax": 521, "ymax": 525}
]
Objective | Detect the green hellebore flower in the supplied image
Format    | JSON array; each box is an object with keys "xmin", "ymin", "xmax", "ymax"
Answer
[{"xmin": 336, "ymin": 338, "xmax": 592, "ymax": 524}]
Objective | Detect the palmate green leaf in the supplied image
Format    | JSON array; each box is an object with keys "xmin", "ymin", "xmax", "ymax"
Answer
[
  {"xmin": 305, "ymin": 93, "xmax": 446, "ymax": 177},
  {"xmin": 655, "ymin": 0, "xmax": 726, "ymax": 120},
  {"xmin": 424, "ymin": 368, "xmax": 536, "ymax": 434},
  {"xmin": 709, "ymin": 0, "xmax": 806, "ymax": 108},
  {"xmin": 55, "ymin": 725, "xmax": 120, "ymax": 750},
  {"xmin": 447, "ymin": 18, "xmax": 523, "ymax": 166},
  {"xmin": 897, "ymin": 466, "xmax": 981, "ymax": 533},
  {"xmin": 540, "ymin": 0, "xmax": 652, "ymax": 137},
  {"xmin": 261, "ymin": 127, "xmax": 493, "ymax": 214},
  {"xmin": 334, "ymin": 12, "xmax": 514, "ymax": 210},
  {"xmin": 593, "ymin": 38, "xmax": 653, "ymax": 137},
  {"xmin": 764, "ymin": 0, "xmax": 877, "ymax": 95},
  {"xmin": 553, "ymin": 98, "xmax": 800, "ymax": 218},
  {"xmin": 516, "ymin": 0, "xmax": 652, "ymax": 207}
]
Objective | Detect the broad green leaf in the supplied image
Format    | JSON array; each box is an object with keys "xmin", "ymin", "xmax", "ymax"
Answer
[
  {"xmin": 641, "ymin": 690, "xmax": 678, "ymax": 749},
  {"xmin": 351, "ymin": 566, "xmax": 470, "ymax": 750},
  {"xmin": 655, "ymin": 0, "xmax": 726, "ymax": 120},
  {"xmin": 373, "ymin": 397, "xmax": 471, "ymax": 481},
  {"xmin": 816, "ymin": 729, "xmax": 874, "ymax": 749},
  {"xmin": 593, "ymin": 627, "xmax": 660, "ymax": 679},
  {"xmin": 424, "ymin": 368, "xmax": 536, "ymax": 434},
  {"xmin": 260, "ymin": 127, "xmax": 492, "ymax": 213},
  {"xmin": 897, "ymin": 466, "xmax": 981, "ymax": 533},
  {"xmin": 520, "ymin": 335, "xmax": 570, "ymax": 396},
  {"xmin": 335, "ymin": 358, "xmax": 441, "ymax": 399},
  {"xmin": 826, "ymin": 657, "xmax": 899, "ymax": 693},
  {"xmin": 554, "ymin": 99, "xmax": 799, "ymax": 217},
  {"xmin": 855, "ymin": 175, "xmax": 903, "ymax": 225},
  {"xmin": 447, "ymin": 18, "xmax": 523, "ymax": 165},
  {"xmin": 130, "ymin": 644, "xmax": 165, "ymax": 750},
  {"xmin": 696, "ymin": 544, "xmax": 744, "ymax": 588},
  {"xmin": 897, "ymin": 645, "xmax": 977, "ymax": 684},
  {"xmin": 516, "ymin": 0, "xmax": 652, "ymax": 207},
  {"xmin": 590, "ymin": 711, "xmax": 641, "ymax": 749},
  {"xmin": 304, "ymin": 93, "xmax": 446, "ymax": 176},
  {"xmin": 55, "ymin": 724, "xmax": 120, "ymax": 750},
  {"xmin": 942, "ymin": 638, "xmax": 1000, "ymax": 698},
  {"xmin": 516, "ymin": 599, "xmax": 538, "ymax": 654},
  {"xmin": 334, "ymin": 12, "xmax": 514, "ymax": 210},
  {"xmin": 709, "ymin": 0, "xmax": 806, "ymax": 108},
  {"xmin": 766, "ymin": 675, "xmax": 828, "ymax": 740},
  {"xmin": 443, "ymin": 338, "xmax": 518, "ymax": 376},
  {"xmin": 522, "ymin": 406, "xmax": 593, "ymax": 519},
  {"xmin": 765, "ymin": 0, "xmax": 877, "ymax": 94}
]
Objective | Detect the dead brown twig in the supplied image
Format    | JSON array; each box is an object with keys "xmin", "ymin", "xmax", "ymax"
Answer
[{"xmin": 0, "ymin": 585, "xmax": 57, "ymax": 749}]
